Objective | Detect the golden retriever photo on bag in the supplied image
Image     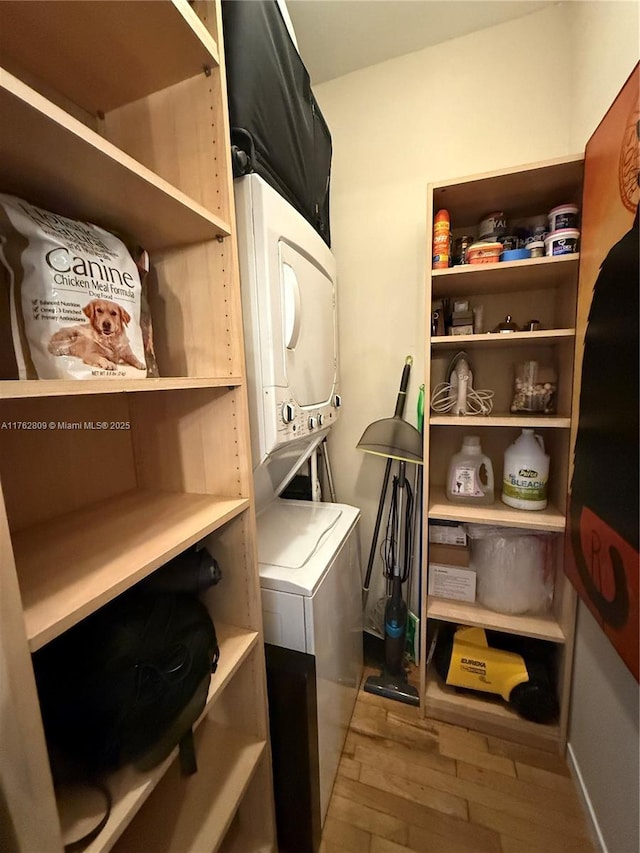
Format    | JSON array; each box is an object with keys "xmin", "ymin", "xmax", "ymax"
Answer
[{"xmin": 48, "ymin": 298, "xmax": 146, "ymax": 371}]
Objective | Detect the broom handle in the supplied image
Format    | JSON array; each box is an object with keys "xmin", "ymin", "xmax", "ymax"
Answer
[{"xmin": 363, "ymin": 357, "xmax": 412, "ymax": 593}]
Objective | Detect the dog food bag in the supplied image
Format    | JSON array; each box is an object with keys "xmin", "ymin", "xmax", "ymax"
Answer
[{"xmin": 0, "ymin": 193, "xmax": 158, "ymax": 379}]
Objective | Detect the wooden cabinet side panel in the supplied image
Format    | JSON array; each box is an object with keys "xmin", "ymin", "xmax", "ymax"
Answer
[
  {"xmin": 0, "ymin": 395, "xmax": 136, "ymax": 532},
  {"xmin": 0, "ymin": 484, "xmax": 62, "ymax": 852},
  {"xmin": 217, "ymin": 752, "xmax": 276, "ymax": 853},
  {"xmin": 128, "ymin": 387, "xmax": 248, "ymax": 497},
  {"xmin": 150, "ymin": 240, "xmax": 243, "ymax": 378},
  {"xmin": 202, "ymin": 512, "xmax": 263, "ymax": 635},
  {"xmin": 421, "ymin": 187, "xmax": 436, "ymax": 711},
  {"xmin": 102, "ymin": 71, "xmax": 229, "ymax": 223}
]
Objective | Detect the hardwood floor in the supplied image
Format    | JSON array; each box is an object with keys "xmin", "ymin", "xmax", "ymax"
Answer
[{"xmin": 320, "ymin": 673, "xmax": 596, "ymax": 853}]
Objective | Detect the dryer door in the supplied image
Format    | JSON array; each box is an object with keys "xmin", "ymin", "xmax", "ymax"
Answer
[{"xmin": 280, "ymin": 240, "xmax": 337, "ymax": 407}]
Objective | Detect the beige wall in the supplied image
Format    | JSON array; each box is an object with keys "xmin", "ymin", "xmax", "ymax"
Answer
[
  {"xmin": 315, "ymin": 3, "xmax": 573, "ymax": 621},
  {"xmin": 568, "ymin": 0, "xmax": 640, "ymax": 150},
  {"xmin": 315, "ymin": 3, "xmax": 638, "ymax": 850},
  {"xmin": 564, "ymin": 3, "xmax": 639, "ymax": 852}
]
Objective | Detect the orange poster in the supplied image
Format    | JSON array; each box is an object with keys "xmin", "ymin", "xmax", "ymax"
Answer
[{"xmin": 564, "ymin": 64, "xmax": 639, "ymax": 681}]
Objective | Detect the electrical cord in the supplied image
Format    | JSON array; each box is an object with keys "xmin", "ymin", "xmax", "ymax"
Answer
[
  {"xmin": 430, "ymin": 381, "xmax": 495, "ymax": 415},
  {"xmin": 381, "ymin": 472, "xmax": 414, "ymax": 584}
]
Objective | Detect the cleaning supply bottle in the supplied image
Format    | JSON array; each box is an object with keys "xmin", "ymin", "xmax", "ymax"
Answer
[
  {"xmin": 502, "ymin": 429, "xmax": 550, "ymax": 510},
  {"xmin": 432, "ymin": 209, "xmax": 451, "ymax": 269},
  {"xmin": 446, "ymin": 436, "xmax": 494, "ymax": 505}
]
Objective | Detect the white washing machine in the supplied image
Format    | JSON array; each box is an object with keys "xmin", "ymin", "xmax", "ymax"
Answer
[{"xmin": 258, "ymin": 498, "xmax": 361, "ymax": 818}]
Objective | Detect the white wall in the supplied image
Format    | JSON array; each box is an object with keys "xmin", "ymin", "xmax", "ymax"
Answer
[
  {"xmin": 564, "ymin": 3, "xmax": 639, "ymax": 852},
  {"xmin": 314, "ymin": 3, "xmax": 638, "ymax": 851},
  {"xmin": 315, "ymin": 3, "xmax": 573, "ymax": 622},
  {"xmin": 568, "ymin": 0, "xmax": 640, "ymax": 150}
]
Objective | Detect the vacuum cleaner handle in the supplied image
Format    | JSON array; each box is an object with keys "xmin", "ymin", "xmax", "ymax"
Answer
[
  {"xmin": 363, "ymin": 356, "xmax": 413, "ymax": 595},
  {"xmin": 393, "ymin": 356, "xmax": 413, "ymax": 418}
]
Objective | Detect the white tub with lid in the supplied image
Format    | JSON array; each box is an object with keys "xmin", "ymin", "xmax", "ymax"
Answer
[
  {"xmin": 544, "ymin": 228, "xmax": 579, "ymax": 256},
  {"xmin": 548, "ymin": 204, "xmax": 579, "ymax": 231}
]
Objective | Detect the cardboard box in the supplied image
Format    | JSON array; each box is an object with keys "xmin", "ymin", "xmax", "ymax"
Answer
[
  {"xmin": 428, "ymin": 522, "xmax": 467, "ymax": 546},
  {"xmin": 428, "ymin": 563, "xmax": 476, "ymax": 603},
  {"xmin": 429, "ymin": 542, "xmax": 470, "ymax": 568}
]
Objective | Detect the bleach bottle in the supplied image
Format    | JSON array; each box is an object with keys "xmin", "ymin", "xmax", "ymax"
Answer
[
  {"xmin": 446, "ymin": 436, "xmax": 494, "ymax": 505},
  {"xmin": 502, "ymin": 429, "xmax": 550, "ymax": 510}
]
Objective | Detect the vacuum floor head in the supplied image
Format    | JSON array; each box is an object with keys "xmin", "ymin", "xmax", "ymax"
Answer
[{"xmin": 363, "ymin": 671, "xmax": 419, "ymax": 707}]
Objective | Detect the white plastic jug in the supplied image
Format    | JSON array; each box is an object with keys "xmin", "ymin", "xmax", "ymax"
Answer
[
  {"xmin": 502, "ymin": 429, "xmax": 550, "ymax": 511},
  {"xmin": 446, "ymin": 436, "xmax": 494, "ymax": 505}
]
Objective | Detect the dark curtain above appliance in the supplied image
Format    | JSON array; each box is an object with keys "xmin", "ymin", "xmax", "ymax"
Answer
[{"xmin": 221, "ymin": 0, "xmax": 332, "ymax": 246}]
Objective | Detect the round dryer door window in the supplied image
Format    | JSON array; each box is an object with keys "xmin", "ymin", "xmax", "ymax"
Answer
[{"xmin": 279, "ymin": 241, "xmax": 337, "ymax": 407}]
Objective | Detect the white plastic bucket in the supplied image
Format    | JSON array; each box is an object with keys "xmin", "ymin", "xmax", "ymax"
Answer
[
  {"xmin": 548, "ymin": 204, "xmax": 579, "ymax": 231},
  {"xmin": 544, "ymin": 228, "xmax": 579, "ymax": 256}
]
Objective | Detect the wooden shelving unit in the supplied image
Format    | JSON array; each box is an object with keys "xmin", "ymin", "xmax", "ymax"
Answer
[
  {"xmin": 0, "ymin": 375, "xmax": 244, "ymax": 400},
  {"xmin": 15, "ymin": 491, "xmax": 250, "ymax": 650},
  {"xmin": 421, "ymin": 155, "xmax": 583, "ymax": 753},
  {"xmin": 429, "ymin": 415, "xmax": 572, "ymax": 428},
  {"xmin": 427, "ymin": 485, "xmax": 566, "ymax": 532},
  {"xmin": 431, "ymin": 327, "xmax": 576, "ymax": 348},
  {"xmin": 431, "ymin": 253, "xmax": 579, "ymax": 296},
  {"xmin": 0, "ymin": 69, "xmax": 231, "ymax": 253},
  {"xmin": 424, "ymin": 666, "xmax": 561, "ymax": 752},
  {"xmin": 0, "ymin": 2, "xmax": 275, "ymax": 851}
]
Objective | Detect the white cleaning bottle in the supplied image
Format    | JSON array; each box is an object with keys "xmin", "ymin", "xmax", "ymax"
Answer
[
  {"xmin": 446, "ymin": 436, "xmax": 494, "ymax": 505},
  {"xmin": 502, "ymin": 429, "xmax": 550, "ymax": 511}
]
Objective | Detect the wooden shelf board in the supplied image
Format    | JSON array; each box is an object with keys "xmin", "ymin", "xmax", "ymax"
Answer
[
  {"xmin": 15, "ymin": 490, "xmax": 250, "ymax": 650},
  {"xmin": 429, "ymin": 414, "xmax": 571, "ymax": 428},
  {"xmin": 427, "ymin": 596, "xmax": 566, "ymax": 643},
  {"xmin": 0, "ymin": 0, "xmax": 219, "ymax": 114},
  {"xmin": 431, "ymin": 255, "xmax": 579, "ymax": 298},
  {"xmin": 430, "ymin": 155, "xmax": 584, "ymax": 224},
  {"xmin": 424, "ymin": 666, "xmax": 561, "ymax": 752},
  {"xmin": 428, "ymin": 486, "xmax": 565, "ymax": 532},
  {"xmin": 81, "ymin": 712, "xmax": 264, "ymax": 853},
  {"xmin": 0, "ymin": 68, "xmax": 231, "ymax": 253},
  {"xmin": 0, "ymin": 377, "xmax": 243, "ymax": 401},
  {"xmin": 431, "ymin": 328, "xmax": 575, "ymax": 348},
  {"xmin": 201, "ymin": 628, "xmax": 260, "ymax": 718}
]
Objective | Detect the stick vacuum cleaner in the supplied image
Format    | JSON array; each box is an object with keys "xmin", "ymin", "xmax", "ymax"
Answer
[
  {"xmin": 363, "ymin": 459, "xmax": 420, "ymax": 705},
  {"xmin": 357, "ymin": 357, "xmax": 423, "ymax": 706}
]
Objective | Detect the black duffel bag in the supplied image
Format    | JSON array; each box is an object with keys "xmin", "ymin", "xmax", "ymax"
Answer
[{"xmin": 34, "ymin": 567, "xmax": 219, "ymax": 777}]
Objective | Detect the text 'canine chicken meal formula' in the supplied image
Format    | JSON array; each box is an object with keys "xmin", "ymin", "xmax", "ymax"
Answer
[{"xmin": 0, "ymin": 193, "xmax": 158, "ymax": 379}]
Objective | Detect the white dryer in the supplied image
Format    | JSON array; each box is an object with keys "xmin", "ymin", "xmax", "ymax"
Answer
[{"xmin": 234, "ymin": 173, "xmax": 341, "ymax": 469}]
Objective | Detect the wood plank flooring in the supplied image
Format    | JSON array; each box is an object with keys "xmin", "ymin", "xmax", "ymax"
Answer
[{"xmin": 320, "ymin": 673, "xmax": 596, "ymax": 853}]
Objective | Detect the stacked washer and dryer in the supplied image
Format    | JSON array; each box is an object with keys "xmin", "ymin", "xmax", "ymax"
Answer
[
  {"xmin": 235, "ymin": 176, "xmax": 362, "ymax": 851},
  {"xmin": 223, "ymin": 3, "xmax": 362, "ymax": 846}
]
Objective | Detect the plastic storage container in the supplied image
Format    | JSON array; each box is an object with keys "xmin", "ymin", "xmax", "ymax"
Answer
[
  {"xmin": 544, "ymin": 228, "xmax": 580, "ymax": 256},
  {"xmin": 502, "ymin": 429, "xmax": 550, "ymax": 511},
  {"xmin": 446, "ymin": 436, "xmax": 494, "ymax": 505},
  {"xmin": 511, "ymin": 361, "xmax": 557, "ymax": 413},
  {"xmin": 479, "ymin": 211, "xmax": 507, "ymax": 241},
  {"xmin": 467, "ymin": 242, "xmax": 502, "ymax": 265},
  {"xmin": 548, "ymin": 204, "xmax": 579, "ymax": 231},
  {"xmin": 467, "ymin": 525, "xmax": 553, "ymax": 614}
]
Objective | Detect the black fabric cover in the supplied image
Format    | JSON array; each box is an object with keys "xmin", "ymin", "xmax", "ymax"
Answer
[{"xmin": 222, "ymin": 0, "xmax": 332, "ymax": 246}]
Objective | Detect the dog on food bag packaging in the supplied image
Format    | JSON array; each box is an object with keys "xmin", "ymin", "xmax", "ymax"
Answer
[{"xmin": 0, "ymin": 193, "xmax": 158, "ymax": 379}]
